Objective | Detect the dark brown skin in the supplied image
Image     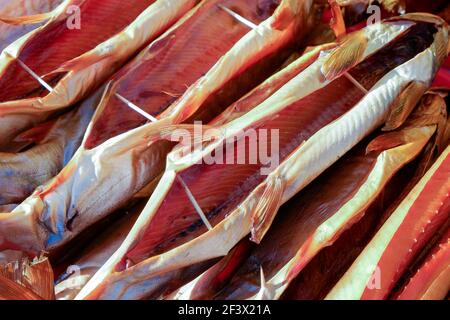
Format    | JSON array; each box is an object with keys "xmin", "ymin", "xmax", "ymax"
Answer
[{"xmin": 121, "ymin": 22, "xmax": 437, "ymax": 267}]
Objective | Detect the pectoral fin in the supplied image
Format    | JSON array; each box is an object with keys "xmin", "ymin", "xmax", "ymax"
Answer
[
  {"xmin": 250, "ymin": 176, "xmax": 285, "ymax": 244},
  {"xmin": 383, "ymin": 81, "xmax": 428, "ymax": 131},
  {"xmin": 402, "ymin": 90, "xmax": 448, "ymax": 153},
  {"xmin": 322, "ymin": 30, "xmax": 368, "ymax": 81}
]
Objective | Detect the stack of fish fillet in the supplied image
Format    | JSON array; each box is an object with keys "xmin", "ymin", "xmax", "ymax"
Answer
[{"xmin": 0, "ymin": 0, "xmax": 449, "ymax": 300}]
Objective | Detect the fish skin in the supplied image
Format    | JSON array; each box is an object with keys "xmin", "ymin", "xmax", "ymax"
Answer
[
  {"xmin": 0, "ymin": 0, "xmax": 156, "ymax": 102},
  {"xmin": 0, "ymin": 0, "xmax": 313, "ymax": 260},
  {"xmin": 0, "ymin": 0, "xmax": 63, "ymax": 52},
  {"xmin": 395, "ymin": 227, "xmax": 450, "ymax": 300},
  {"xmin": 327, "ymin": 145, "xmax": 450, "ymax": 300},
  {"xmin": 0, "ymin": 0, "xmax": 195, "ymax": 149},
  {"xmin": 54, "ymin": 203, "xmax": 143, "ymax": 300},
  {"xmin": 168, "ymin": 240, "xmax": 256, "ymax": 300},
  {"xmin": 280, "ymin": 163, "xmax": 419, "ymax": 300},
  {"xmin": 76, "ymin": 16, "xmax": 446, "ymax": 300},
  {"xmin": 211, "ymin": 43, "xmax": 338, "ymax": 126},
  {"xmin": 0, "ymin": 86, "xmax": 103, "ymax": 207}
]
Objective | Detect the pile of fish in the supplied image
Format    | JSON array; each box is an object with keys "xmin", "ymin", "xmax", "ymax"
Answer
[{"xmin": 0, "ymin": 0, "xmax": 449, "ymax": 300}]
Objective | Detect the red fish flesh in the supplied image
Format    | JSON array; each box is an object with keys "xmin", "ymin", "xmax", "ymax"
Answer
[
  {"xmin": 75, "ymin": 14, "xmax": 447, "ymax": 300},
  {"xmin": 0, "ymin": 0, "xmax": 63, "ymax": 52},
  {"xmin": 0, "ymin": 0, "xmax": 196, "ymax": 148},
  {"xmin": 0, "ymin": 0, "xmax": 315, "ymax": 258},
  {"xmin": 327, "ymin": 144, "xmax": 450, "ymax": 299}
]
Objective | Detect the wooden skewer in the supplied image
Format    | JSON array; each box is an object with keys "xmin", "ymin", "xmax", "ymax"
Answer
[
  {"xmin": 344, "ymin": 72, "xmax": 369, "ymax": 94},
  {"xmin": 6, "ymin": 52, "xmax": 53, "ymax": 93},
  {"xmin": 115, "ymin": 93, "xmax": 158, "ymax": 123},
  {"xmin": 218, "ymin": 4, "xmax": 258, "ymax": 30},
  {"xmin": 177, "ymin": 176, "xmax": 213, "ymax": 231}
]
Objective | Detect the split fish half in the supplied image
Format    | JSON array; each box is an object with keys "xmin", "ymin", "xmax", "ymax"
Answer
[
  {"xmin": 0, "ymin": 0, "xmax": 197, "ymax": 148},
  {"xmin": 171, "ymin": 91, "xmax": 449, "ymax": 300},
  {"xmin": 395, "ymin": 227, "xmax": 449, "ymax": 300},
  {"xmin": 54, "ymin": 199, "xmax": 217, "ymax": 300},
  {"xmin": 0, "ymin": 0, "xmax": 63, "ymax": 52},
  {"xmin": 0, "ymin": 85, "xmax": 104, "ymax": 207},
  {"xmin": 326, "ymin": 143, "xmax": 450, "ymax": 300},
  {"xmin": 0, "ymin": 0, "xmax": 316, "ymax": 258},
  {"xmin": 75, "ymin": 14, "xmax": 448, "ymax": 300}
]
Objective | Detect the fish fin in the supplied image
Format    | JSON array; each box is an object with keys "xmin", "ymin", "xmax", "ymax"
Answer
[
  {"xmin": 367, "ymin": 93, "xmax": 445, "ymax": 154},
  {"xmin": 367, "ymin": 127, "xmax": 432, "ymax": 154},
  {"xmin": 367, "ymin": 102, "xmax": 444, "ymax": 154},
  {"xmin": 404, "ymin": 93, "xmax": 447, "ymax": 128},
  {"xmin": 271, "ymin": 1, "xmax": 296, "ymax": 30},
  {"xmin": 383, "ymin": 81, "xmax": 428, "ymax": 131},
  {"xmin": 251, "ymin": 177, "xmax": 285, "ymax": 244},
  {"xmin": 432, "ymin": 29, "xmax": 449, "ymax": 67},
  {"xmin": 322, "ymin": 30, "xmax": 368, "ymax": 81},
  {"xmin": 328, "ymin": 0, "xmax": 346, "ymax": 41},
  {"xmin": 0, "ymin": 12, "xmax": 53, "ymax": 25},
  {"xmin": 405, "ymin": 92, "xmax": 448, "ymax": 153},
  {"xmin": 13, "ymin": 119, "xmax": 57, "ymax": 144},
  {"xmin": 0, "ymin": 255, "xmax": 55, "ymax": 300},
  {"xmin": 366, "ymin": 131, "xmax": 409, "ymax": 154}
]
